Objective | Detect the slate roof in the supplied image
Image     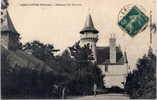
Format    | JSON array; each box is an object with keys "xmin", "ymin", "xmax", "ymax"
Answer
[
  {"xmin": 96, "ymin": 46, "xmax": 124, "ymax": 65},
  {"xmin": 1, "ymin": 9, "xmax": 19, "ymax": 35},
  {"xmin": 80, "ymin": 13, "xmax": 99, "ymax": 34}
]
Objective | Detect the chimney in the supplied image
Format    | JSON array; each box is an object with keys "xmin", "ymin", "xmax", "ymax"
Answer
[{"xmin": 109, "ymin": 34, "xmax": 116, "ymax": 63}]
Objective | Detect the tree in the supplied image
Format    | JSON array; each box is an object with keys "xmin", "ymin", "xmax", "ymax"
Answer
[
  {"xmin": 2, "ymin": 40, "xmax": 104, "ymax": 98},
  {"xmin": 1, "ymin": 47, "xmax": 59, "ymax": 99},
  {"xmin": 70, "ymin": 42, "xmax": 94, "ymax": 63},
  {"xmin": 22, "ymin": 40, "xmax": 59, "ymax": 63},
  {"xmin": 64, "ymin": 42, "xmax": 104, "ymax": 95},
  {"xmin": 125, "ymin": 50, "xmax": 156, "ymax": 99}
]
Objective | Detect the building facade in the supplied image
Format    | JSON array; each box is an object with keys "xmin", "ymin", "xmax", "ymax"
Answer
[{"xmin": 74, "ymin": 13, "xmax": 128, "ymax": 88}]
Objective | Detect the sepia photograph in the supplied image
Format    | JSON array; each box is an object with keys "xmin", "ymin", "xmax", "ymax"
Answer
[{"xmin": 1, "ymin": 0, "xmax": 156, "ymax": 99}]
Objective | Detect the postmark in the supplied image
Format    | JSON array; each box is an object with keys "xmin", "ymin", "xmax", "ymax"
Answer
[{"xmin": 118, "ymin": 5, "xmax": 149, "ymax": 37}]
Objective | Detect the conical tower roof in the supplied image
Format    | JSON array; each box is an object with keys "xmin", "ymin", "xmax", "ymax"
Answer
[
  {"xmin": 1, "ymin": 9, "xmax": 19, "ymax": 34},
  {"xmin": 80, "ymin": 13, "xmax": 99, "ymax": 34},
  {"xmin": 1, "ymin": 0, "xmax": 9, "ymax": 9}
]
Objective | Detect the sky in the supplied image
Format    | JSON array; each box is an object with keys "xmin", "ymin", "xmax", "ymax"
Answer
[{"xmin": 8, "ymin": 0, "xmax": 156, "ymax": 70}]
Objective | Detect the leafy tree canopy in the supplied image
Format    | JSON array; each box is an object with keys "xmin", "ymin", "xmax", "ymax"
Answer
[
  {"xmin": 125, "ymin": 50, "xmax": 156, "ymax": 99},
  {"xmin": 22, "ymin": 40, "xmax": 59, "ymax": 63}
]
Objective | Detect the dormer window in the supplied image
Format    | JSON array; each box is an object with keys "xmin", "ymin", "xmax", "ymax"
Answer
[
  {"xmin": 105, "ymin": 65, "xmax": 108, "ymax": 72},
  {"xmin": 1, "ymin": 11, "xmax": 3, "ymax": 15}
]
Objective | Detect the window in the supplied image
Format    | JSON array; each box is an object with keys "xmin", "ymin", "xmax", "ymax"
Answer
[
  {"xmin": 1, "ymin": 11, "xmax": 3, "ymax": 15},
  {"xmin": 1, "ymin": 18, "xmax": 4, "ymax": 23},
  {"xmin": 105, "ymin": 65, "xmax": 108, "ymax": 72}
]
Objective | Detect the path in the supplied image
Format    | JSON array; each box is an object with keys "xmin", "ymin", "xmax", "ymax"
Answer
[{"xmin": 67, "ymin": 93, "xmax": 129, "ymax": 99}]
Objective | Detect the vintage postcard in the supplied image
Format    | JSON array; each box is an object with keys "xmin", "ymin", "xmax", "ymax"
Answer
[{"xmin": 1, "ymin": 0, "xmax": 156, "ymax": 99}]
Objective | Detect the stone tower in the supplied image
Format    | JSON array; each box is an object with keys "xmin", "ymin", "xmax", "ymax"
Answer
[
  {"xmin": 109, "ymin": 34, "xmax": 116, "ymax": 63},
  {"xmin": 1, "ymin": 2, "xmax": 19, "ymax": 50},
  {"xmin": 80, "ymin": 13, "xmax": 99, "ymax": 62}
]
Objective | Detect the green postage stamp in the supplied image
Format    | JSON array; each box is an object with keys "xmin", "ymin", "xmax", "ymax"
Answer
[{"xmin": 118, "ymin": 6, "xmax": 149, "ymax": 37}]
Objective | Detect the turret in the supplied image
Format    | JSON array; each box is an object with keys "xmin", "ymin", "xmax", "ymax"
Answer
[
  {"xmin": 1, "ymin": 1, "xmax": 19, "ymax": 50},
  {"xmin": 80, "ymin": 13, "xmax": 99, "ymax": 62}
]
